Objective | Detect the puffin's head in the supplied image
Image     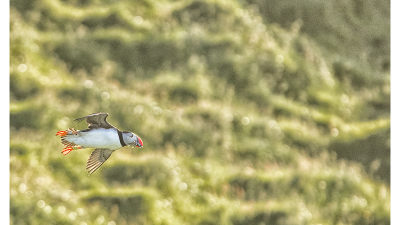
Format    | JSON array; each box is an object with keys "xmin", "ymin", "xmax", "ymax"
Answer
[{"xmin": 122, "ymin": 131, "xmax": 143, "ymax": 147}]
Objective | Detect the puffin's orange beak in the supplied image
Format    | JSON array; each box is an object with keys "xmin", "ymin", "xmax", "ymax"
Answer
[{"xmin": 136, "ymin": 136, "xmax": 143, "ymax": 148}]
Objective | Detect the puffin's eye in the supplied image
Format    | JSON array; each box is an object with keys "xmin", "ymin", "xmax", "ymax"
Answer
[{"xmin": 130, "ymin": 134, "xmax": 133, "ymax": 138}]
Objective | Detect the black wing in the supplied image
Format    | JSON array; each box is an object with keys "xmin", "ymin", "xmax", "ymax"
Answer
[
  {"xmin": 86, "ymin": 148, "xmax": 115, "ymax": 175},
  {"xmin": 74, "ymin": 112, "xmax": 115, "ymax": 129}
]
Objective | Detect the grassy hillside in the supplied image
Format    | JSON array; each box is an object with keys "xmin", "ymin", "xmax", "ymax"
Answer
[{"xmin": 10, "ymin": 0, "xmax": 390, "ymax": 224}]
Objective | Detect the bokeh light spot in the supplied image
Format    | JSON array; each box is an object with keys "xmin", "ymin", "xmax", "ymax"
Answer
[
  {"xmin": 68, "ymin": 212, "xmax": 77, "ymax": 220},
  {"xmin": 96, "ymin": 215, "xmax": 105, "ymax": 224},
  {"xmin": 76, "ymin": 208, "xmax": 85, "ymax": 215},
  {"xmin": 134, "ymin": 105, "xmax": 144, "ymax": 114},
  {"xmin": 153, "ymin": 106, "xmax": 162, "ymax": 115},
  {"xmin": 225, "ymin": 113, "xmax": 233, "ymax": 122},
  {"xmin": 275, "ymin": 55, "xmax": 284, "ymax": 64},
  {"xmin": 84, "ymin": 80, "xmax": 93, "ymax": 88},
  {"xmin": 179, "ymin": 182, "xmax": 188, "ymax": 191},
  {"xmin": 244, "ymin": 166, "xmax": 254, "ymax": 175},
  {"xmin": 330, "ymin": 128, "xmax": 339, "ymax": 137},
  {"xmin": 134, "ymin": 16, "xmax": 143, "ymax": 24},
  {"xmin": 18, "ymin": 64, "xmax": 27, "ymax": 72},
  {"xmin": 44, "ymin": 206, "xmax": 52, "ymax": 214},
  {"xmin": 61, "ymin": 192, "xmax": 70, "ymax": 201},
  {"xmin": 18, "ymin": 183, "xmax": 27, "ymax": 193},
  {"xmin": 241, "ymin": 116, "xmax": 250, "ymax": 125},
  {"xmin": 341, "ymin": 94, "xmax": 349, "ymax": 104},
  {"xmin": 37, "ymin": 200, "xmax": 45, "ymax": 208},
  {"xmin": 57, "ymin": 117, "xmax": 70, "ymax": 130},
  {"xmin": 58, "ymin": 205, "xmax": 66, "ymax": 214},
  {"xmin": 101, "ymin": 92, "xmax": 110, "ymax": 100}
]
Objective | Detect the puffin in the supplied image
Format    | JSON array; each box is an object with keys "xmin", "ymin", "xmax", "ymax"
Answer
[{"xmin": 56, "ymin": 112, "xmax": 143, "ymax": 175}]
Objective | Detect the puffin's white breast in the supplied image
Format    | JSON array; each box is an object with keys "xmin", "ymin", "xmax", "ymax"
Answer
[{"xmin": 66, "ymin": 128, "xmax": 123, "ymax": 150}]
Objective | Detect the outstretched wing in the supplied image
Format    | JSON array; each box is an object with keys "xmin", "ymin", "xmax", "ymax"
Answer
[
  {"xmin": 86, "ymin": 148, "xmax": 115, "ymax": 175},
  {"xmin": 74, "ymin": 112, "xmax": 115, "ymax": 129}
]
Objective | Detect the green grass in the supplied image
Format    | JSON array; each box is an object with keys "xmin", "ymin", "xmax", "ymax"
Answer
[{"xmin": 10, "ymin": 0, "xmax": 390, "ymax": 224}]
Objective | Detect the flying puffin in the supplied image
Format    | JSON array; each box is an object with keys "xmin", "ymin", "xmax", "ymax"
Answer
[{"xmin": 56, "ymin": 112, "xmax": 143, "ymax": 175}]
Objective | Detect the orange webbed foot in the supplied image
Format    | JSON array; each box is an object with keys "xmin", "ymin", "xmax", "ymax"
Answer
[
  {"xmin": 56, "ymin": 131, "xmax": 68, "ymax": 136},
  {"xmin": 61, "ymin": 146, "xmax": 82, "ymax": 155},
  {"xmin": 56, "ymin": 129, "xmax": 79, "ymax": 136},
  {"xmin": 62, "ymin": 147, "xmax": 73, "ymax": 155}
]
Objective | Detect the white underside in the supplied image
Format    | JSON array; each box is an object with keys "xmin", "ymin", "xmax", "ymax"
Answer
[{"xmin": 64, "ymin": 128, "xmax": 123, "ymax": 150}]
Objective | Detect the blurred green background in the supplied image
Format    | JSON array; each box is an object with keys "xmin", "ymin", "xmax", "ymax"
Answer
[{"xmin": 10, "ymin": 0, "xmax": 390, "ymax": 224}]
